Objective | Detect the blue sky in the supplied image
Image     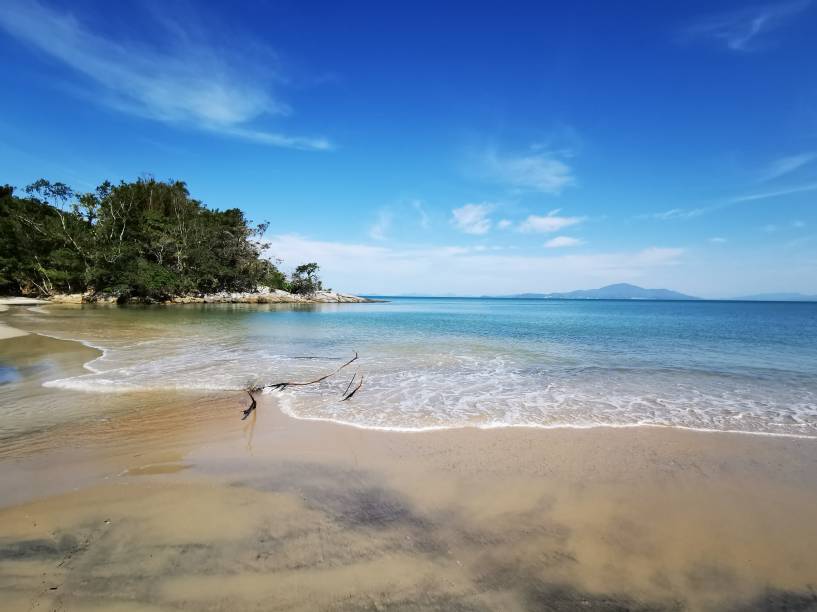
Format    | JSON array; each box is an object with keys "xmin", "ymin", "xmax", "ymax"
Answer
[{"xmin": 1, "ymin": 0, "xmax": 815, "ymax": 297}]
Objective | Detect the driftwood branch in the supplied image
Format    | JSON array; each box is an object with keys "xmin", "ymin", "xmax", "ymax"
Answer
[
  {"xmin": 241, "ymin": 390, "xmax": 257, "ymax": 420},
  {"xmin": 240, "ymin": 352, "xmax": 363, "ymax": 419},
  {"xmin": 254, "ymin": 351, "xmax": 359, "ymax": 392},
  {"xmin": 341, "ymin": 374, "xmax": 363, "ymax": 401},
  {"xmin": 341, "ymin": 369, "xmax": 359, "ymax": 397}
]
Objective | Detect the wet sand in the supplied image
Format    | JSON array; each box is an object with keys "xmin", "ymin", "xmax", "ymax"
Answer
[
  {"xmin": 1, "ymin": 334, "xmax": 817, "ymax": 610},
  {"xmin": 0, "ymin": 304, "xmax": 28, "ymax": 339},
  {"xmin": 0, "ymin": 323, "xmax": 27, "ymax": 340}
]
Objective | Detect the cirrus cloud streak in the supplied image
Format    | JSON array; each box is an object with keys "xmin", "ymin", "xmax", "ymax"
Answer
[{"xmin": 0, "ymin": 0, "xmax": 331, "ymax": 151}]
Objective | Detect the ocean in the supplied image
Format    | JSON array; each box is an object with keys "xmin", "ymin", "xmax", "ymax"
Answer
[{"xmin": 3, "ymin": 298, "xmax": 817, "ymax": 438}]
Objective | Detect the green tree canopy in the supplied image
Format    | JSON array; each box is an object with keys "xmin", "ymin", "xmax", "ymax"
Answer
[
  {"xmin": 0, "ymin": 177, "xmax": 305, "ymax": 300},
  {"xmin": 289, "ymin": 262, "xmax": 323, "ymax": 295}
]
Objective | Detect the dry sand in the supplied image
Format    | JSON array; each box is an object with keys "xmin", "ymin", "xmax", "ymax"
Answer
[
  {"xmin": 0, "ymin": 322, "xmax": 27, "ymax": 339},
  {"xmin": 0, "ymin": 298, "xmax": 49, "ymax": 306},
  {"xmin": 0, "ymin": 301, "xmax": 28, "ymax": 338},
  {"xmin": 1, "ymin": 333, "xmax": 816, "ymax": 611},
  {"xmin": 0, "ymin": 298, "xmax": 46, "ymax": 338}
]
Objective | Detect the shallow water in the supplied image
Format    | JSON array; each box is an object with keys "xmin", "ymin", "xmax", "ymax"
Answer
[
  {"xmin": 2, "ymin": 298, "xmax": 817, "ymax": 438},
  {"xmin": 2, "ymin": 309, "xmax": 817, "ymax": 611}
]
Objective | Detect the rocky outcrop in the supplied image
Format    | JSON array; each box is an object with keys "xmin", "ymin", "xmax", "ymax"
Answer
[
  {"xmin": 173, "ymin": 289, "xmax": 377, "ymax": 304},
  {"xmin": 46, "ymin": 293, "xmax": 85, "ymax": 304},
  {"xmin": 46, "ymin": 289, "xmax": 381, "ymax": 305}
]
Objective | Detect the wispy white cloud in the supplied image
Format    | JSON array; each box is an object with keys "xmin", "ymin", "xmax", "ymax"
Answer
[
  {"xmin": 758, "ymin": 152, "xmax": 817, "ymax": 182},
  {"xmin": 640, "ymin": 208, "xmax": 707, "ymax": 221},
  {"xmin": 729, "ymin": 182, "xmax": 817, "ymax": 203},
  {"xmin": 482, "ymin": 149, "xmax": 574, "ymax": 194},
  {"xmin": 411, "ymin": 200, "xmax": 430, "ymax": 229},
  {"xmin": 369, "ymin": 209, "xmax": 392, "ymax": 241},
  {"xmin": 762, "ymin": 220, "xmax": 807, "ymax": 234},
  {"xmin": 709, "ymin": 237, "xmax": 727, "ymax": 244},
  {"xmin": 451, "ymin": 203, "xmax": 493, "ymax": 235},
  {"xmin": 519, "ymin": 210, "xmax": 585, "ymax": 233},
  {"xmin": 643, "ymin": 181, "xmax": 817, "ymax": 221},
  {"xmin": 529, "ymin": 124, "xmax": 583, "ymax": 159},
  {"xmin": 221, "ymin": 127, "xmax": 331, "ymax": 151},
  {"xmin": 0, "ymin": 0, "xmax": 330, "ymax": 150},
  {"xmin": 497, "ymin": 219, "xmax": 513, "ymax": 230},
  {"xmin": 682, "ymin": 1, "xmax": 811, "ymax": 52},
  {"xmin": 265, "ymin": 234, "xmax": 685, "ymax": 295},
  {"xmin": 267, "ymin": 235, "xmax": 388, "ymax": 270},
  {"xmin": 544, "ymin": 236, "xmax": 584, "ymax": 248}
]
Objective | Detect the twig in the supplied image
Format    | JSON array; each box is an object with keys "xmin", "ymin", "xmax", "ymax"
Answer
[
  {"xmin": 256, "ymin": 351, "xmax": 358, "ymax": 392},
  {"xmin": 341, "ymin": 374, "xmax": 363, "ymax": 401},
  {"xmin": 341, "ymin": 369, "xmax": 359, "ymax": 397},
  {"xmin": 241, "ymin": 390, "xmax": 257, "ymax": 420}
]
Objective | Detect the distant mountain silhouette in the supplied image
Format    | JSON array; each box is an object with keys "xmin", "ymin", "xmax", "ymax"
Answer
[
  {"xmin": 730, "ymin": 292, "xmax": 817, "ymax": 302},
  {"xmin": 498, "ymin": 283, "xmax": 699, "ymax": 300}
]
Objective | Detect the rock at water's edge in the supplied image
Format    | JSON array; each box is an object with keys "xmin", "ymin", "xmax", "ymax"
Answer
[{"xmin": 45, "ymin": 290, "xmax": 381, "ymax": 305}]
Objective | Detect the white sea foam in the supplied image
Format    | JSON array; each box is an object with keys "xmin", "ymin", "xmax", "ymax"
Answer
[
  {"xmin": 36, "ymin": 342, "xmax": 817, "ymax": 437},
  {"xmin": 13, "ymin": 302, "xmax": 817, "ymax": 439}
]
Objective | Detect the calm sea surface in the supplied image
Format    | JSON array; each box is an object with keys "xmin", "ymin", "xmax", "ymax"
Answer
[{"xmin": 2, "ymin": 298, "xmax": 817, "ymax": 438}]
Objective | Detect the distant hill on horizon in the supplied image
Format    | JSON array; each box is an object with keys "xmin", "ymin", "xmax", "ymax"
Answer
[
  {"xmin": 730, "ymin": 292, "xmax": 817, "ymax": 302},
  {"xmin": 495, "ymin": 283, "xmax": 700, "ymax": 301},
  {"xmin": 378, "ymin": 285, "xmax": 817, "ymax": 301}
]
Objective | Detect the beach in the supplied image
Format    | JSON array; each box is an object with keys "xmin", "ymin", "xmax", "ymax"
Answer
[
  {"xmin": 1, "ymin": 303, "xmax": 817, "ymax": 611},
  {"xmin": 0, "ymin": 299, "xmax": 39, "ymax": 339},
  {"xmin": 3, "ymin": 3, "xmax": 815, "ymax": 608}
]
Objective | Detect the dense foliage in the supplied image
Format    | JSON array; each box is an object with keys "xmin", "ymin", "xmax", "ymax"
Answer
[
  {"xmin": 289, "ymin": 262, "xmax": 323, "ymax": 295},
  {"xmin": 0, "ymin": 178, "xmax": 321, "ymax": 300}
]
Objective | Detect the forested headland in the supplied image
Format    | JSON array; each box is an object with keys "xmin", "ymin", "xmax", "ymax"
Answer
[{"xmin": 0, "ymin": 178, "xmax": 323, "ymax": 301}]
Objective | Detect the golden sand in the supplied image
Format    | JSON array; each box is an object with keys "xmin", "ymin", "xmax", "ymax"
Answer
[{"xmin": 1, "ymin": 333, "xmax": 816, "ymax": 611}]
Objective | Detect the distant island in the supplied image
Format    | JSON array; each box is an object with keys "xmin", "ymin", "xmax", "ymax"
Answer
[
  {"xmin": 494, "ymin": 283, "xmax": 700, "ymax": 301},
  {"xmin": 484, "ymin": 284, "xmax": 817, "ymax": 302}
]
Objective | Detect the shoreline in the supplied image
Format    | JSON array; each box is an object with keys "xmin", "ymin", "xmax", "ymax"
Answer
[
  {"xmin": 3, "ymin": 391, "xmax": 817, "ymax": 610},
  {"xmin": 0, "ymin": 303, "xmax": 30, "ymax": 339},
  {"xmin": 3, "ymin": 318, "xmax": 815, "ymax": 440},
  {"xmin": 277, "ymin": 405, "xmax": 817, "ymax": 440},
  {"xmin": 4, "ymin": 390, "xmax": 817, "ymax": 497},
  {"xmin": 0, "ymin": 324, "xmax": 27, "ymax": 340},
  {"xmin": 1, "ymin": 291, "xmax": 383, "ymax": 306},
  {"xmin": 0, "ymin": 318, "xmax": 28, "ymax": 340},
  {"xmin": 2, "ymin": 327, "xmax": 817, "ymax": 609},
  {"xmin": 44, "ymin": 290, "xmax": 380, "ymax": 305}
]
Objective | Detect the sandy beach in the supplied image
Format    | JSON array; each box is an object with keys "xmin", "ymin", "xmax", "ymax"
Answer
[
  {"xmin": 3, "ymin": 2, "xmax": 816, "ymax": 607},
  {"xmin": 0, "ymin": 299, "xmax": 36, "ymax": 339},
  {"xmin": 0, "ymin": 321, "xmax": 28, "ymax": 340},
  {"xmin": 1, "ymin": 324, "xmax": 817, "ymax": 611}
]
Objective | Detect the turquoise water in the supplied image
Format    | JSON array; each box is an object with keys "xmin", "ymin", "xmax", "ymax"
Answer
[{"xmin": 5, "ymin": 298, "xmax": 817, "ymax": 437}]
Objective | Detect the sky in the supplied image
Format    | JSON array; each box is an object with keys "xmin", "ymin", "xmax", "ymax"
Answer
[{"xmin": 1, "ymin": 0, "xmax": 816, "ymax": 298}]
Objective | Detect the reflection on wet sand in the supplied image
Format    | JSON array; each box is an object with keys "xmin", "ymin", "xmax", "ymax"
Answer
[
  {"xmin": 1, "ymin": 386, "xmax": 817, "ymax": 611},
  {"xmin": 2, "ymin": 333, "xmax": 817, "ymax": 610}
]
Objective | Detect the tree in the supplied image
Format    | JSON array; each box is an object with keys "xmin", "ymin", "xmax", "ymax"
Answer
[
  {"xmin": 1, "ymin": 182, "xmax": 86, "ymax": 295},
  {"xmin": 0, "ymin": 177, "xmax": 291, "ymax": 299},
  {"xmin": 289, "ymin": 262, "xmax": 323, "ymax": 295}
]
